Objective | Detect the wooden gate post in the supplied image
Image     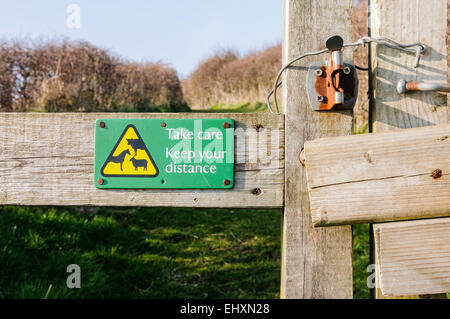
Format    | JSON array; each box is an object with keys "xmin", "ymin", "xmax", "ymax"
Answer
[
  {"xmin": 369, "ymin": 0, "xmax": 448, "ymax": 299},
  {"xmin": 281, "ymin": 0, "xmax": 354, "ymax": 298}
]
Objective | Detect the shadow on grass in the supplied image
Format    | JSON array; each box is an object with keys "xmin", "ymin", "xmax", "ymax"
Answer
[{"xmin": 0, "ymin": 206, "xmax": 281, "ymax": 299}]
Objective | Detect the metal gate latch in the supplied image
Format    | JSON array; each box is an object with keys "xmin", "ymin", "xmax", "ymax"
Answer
[
  {"xmin": 397, "ymin": 79, "xmax": 450, "ymax": 94},
  {"xmin": 306, "ymin": 36, "xmax": 358, "ymax": 111}
]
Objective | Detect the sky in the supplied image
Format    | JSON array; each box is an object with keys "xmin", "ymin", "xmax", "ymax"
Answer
[{"xmin": 0, "ymin": 1, "xmax": 282, "ymax": 77}]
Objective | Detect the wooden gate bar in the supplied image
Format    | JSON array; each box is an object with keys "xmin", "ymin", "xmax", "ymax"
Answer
[
  {"xmin": 281, "ymin": 0, "xmax": 353, "ymax": 298},
  {"xmin": 369, "ymin": 0, "xmax": 448, "ymax": 299},
  {"xmin": 0, "ymin": 113, "xmax": 284, "ymax": 208},
  {"xmin": 304, "ymin": 124, "xmax": 450, "ymax": 226},
  {"xmin": 374, "ymin": 218, "xmax": 450, "ymax": 296}
]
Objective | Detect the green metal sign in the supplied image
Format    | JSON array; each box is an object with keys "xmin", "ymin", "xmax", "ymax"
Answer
[{"xmin": 94, "ymin": 119, "xmax": 234, "ymax": 189}]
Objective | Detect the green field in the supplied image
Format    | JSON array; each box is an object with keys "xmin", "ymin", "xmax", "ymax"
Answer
[
  {"xmin": 0, "ymin": 206, "xmax": 283, "ymax": 299},
  {"xmin": 0, "ymin": 206, "xmax": 370, "ymax": 299},
  {"xmin": 195, "ymin": 102, "xmax": 268, "ymax": 113}
]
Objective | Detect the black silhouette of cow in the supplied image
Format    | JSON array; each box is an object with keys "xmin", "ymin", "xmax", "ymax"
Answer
[
  {"xmin": 127, "ymin": 138, "xmax": 146, "ymax": 153},
  {"xmin": 130, "ymin": 157, "xmax": 148, "ymax": 171}
]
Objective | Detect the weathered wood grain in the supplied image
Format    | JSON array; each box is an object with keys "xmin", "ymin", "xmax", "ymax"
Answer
[
  {"xmin": 370, "ymin": 0, "xmax": 447, "ymax": 132},
  {"xmin": 0, "ymin": 113, "xmax": 284, "ymax": 208},
  {"xmin": 305, "ymin": 124, "xmax": 450, "ymax": 226},
  {"xmin": 369, "ymin": 0, "xmax": 448, "ymax": 299},
  {"xmin": 374, "ymin": 218, "xmax": 450, "ymax": 296},
  {"xmin": 281, "ymin": 0, "xmax": 353, "ymax": 299}
]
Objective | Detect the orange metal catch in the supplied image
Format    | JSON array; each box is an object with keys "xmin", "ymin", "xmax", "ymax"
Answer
[{"xmin": 314, "ymin": 51, "xmax": 356, "ymax": 110}]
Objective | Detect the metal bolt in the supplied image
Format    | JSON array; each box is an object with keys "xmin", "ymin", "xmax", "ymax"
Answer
[
  {"xmin": 161, "ymin": 122, "xmax": 167, "ymax": 128},
  {"xmin": 397, "ymin": 79, "xmax": 450, "ymax": 94},
  {"xmin": 252, "ymin": 188, "xmax": 262, "ymax": 196},
  {"xmin": 299, "ymin": 148, "xmax": 306, "ymax": 166},
  {"xmin": 223, "ymin": 122, "xmax": 231, "ymax": 129},
  {"xmin": 343, "ymin": 66, "xmax": 351, "ymax": 74},
  {"xmin": 316, "ymin": 95, "xmax": 324, "ymax": 103},
  {"xmin": 99, "ymin": 121, "xmax": 105, "ymax": 128},
  {"xmin": 432, "ymin": 169, "xmax": 442, "ymax": 179},
  {"xmin": 315, "ymin": 68, "xmax": 323, "ymax": 77},
  {"xmin": 223, "ymin": 179, "xmax": 231, "ymax": 186},
  {"xmin": 396, "ymin": 79, "xmax": 408, "ymax": 94},
  {"xmin": 97, "ymin": 178, "xmax": 104, "ymax": 185}
]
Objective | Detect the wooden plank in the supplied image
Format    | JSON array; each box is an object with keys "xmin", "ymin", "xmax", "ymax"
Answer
[
  {"xmin": 369, "ymin": 0, "xmax": 447, "ymax": 132},
  {"xmin": 0, "ymin": 112, "xmax": 284, "ymax": 208},
  {"xmin": 281, "ymin": 0, "xmax": 353, "ymax": 299},
  {"xmin": 373, "ymin": 218, "xmax": 450, "ymax": 296},
  {"xmin": 369, "ymin": 0, "xmax": 448, "ymax": 299},
  {"xmin": 305, "ymin": 124, "xmax": 450, "ymax": 226}
]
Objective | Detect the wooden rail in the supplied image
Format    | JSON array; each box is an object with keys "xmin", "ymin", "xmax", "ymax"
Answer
[
  {"xmin": 374, "ymin": 218, "xmax": 450, "ymax": 296},
  {"xmin": 0, "ymin": 113, "xmax": 284, "ymax": 208},
  {"xmin": 305, "ymin": 124, "xmax": 450, "ymax": 226},
  {"xmin": 369, "ymin": 0, "xmax": 448, "ymax": 299}
]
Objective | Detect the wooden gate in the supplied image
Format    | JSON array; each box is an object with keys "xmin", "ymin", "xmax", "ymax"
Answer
[{"xmin": 0, "ymin": 0, "xmax": 448, "ymax": 299}]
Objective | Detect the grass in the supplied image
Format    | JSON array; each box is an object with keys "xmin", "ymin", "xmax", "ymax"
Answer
[
  {"xmin": 354, "ymin": 124, "xmax": 369, "ymax": 135},
  {"xmin": 195, "ymin": 102, "xmax": 268, "ymax": 113},
  {"xmin": 0, "ymin": 206, "xmax": 281, "ymax": 299},
  {"xmin": 353, "ymin": 224, "xmax": 370, "ymax": 299},
  {"xmin": 352, "ymin": 126, "xmax": 371, "ymax": 299}
]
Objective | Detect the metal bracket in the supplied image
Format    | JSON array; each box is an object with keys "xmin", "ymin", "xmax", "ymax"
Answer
[
  {"xmin": 306, "ymin": 35, "xmax": 359, "ymax": 111},
  {"xmin": 306, "ymin": 61, "xmax": 358, "ymax": 111}
]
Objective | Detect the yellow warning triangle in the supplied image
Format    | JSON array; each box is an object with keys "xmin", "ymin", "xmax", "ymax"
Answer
[{"xmin": 101, "ymin": 124, "xmax": 159, "ymax": 177}]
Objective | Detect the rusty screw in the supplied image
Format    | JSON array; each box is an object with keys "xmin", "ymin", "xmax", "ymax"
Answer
[
  {"xmin": 161, "ymin": 122, "xmax": 167, "ymax": 128},
  {"xmin": 223, "ymin": 179, "xmax": 231, "ymax": 186},
  {"xmin": 252, "ymin": 188, "xmax": 262, "ymax": 196},
  {"xmin": 254, "ymin": 124, "xmax": 264, "ymax": 132},
  {"xmin": 99, "ymin": 121, "xmax": 105, "ymax": 128},
  {"xmin": 432, "ymin": 169, "xmax": 442, "ymax": 179},
  {"xmin": 223, "ymin": 122, "xmax": 231, "ymax": 129},
  {"xmin": 97, "ymin": 178, "xmax": 104, "ymax": 185}
]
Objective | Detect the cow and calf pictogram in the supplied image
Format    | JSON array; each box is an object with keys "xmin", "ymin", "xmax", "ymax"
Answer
[{"xmin": 101, "ymin": 125, "xmax": 159, "ymax": 177}]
